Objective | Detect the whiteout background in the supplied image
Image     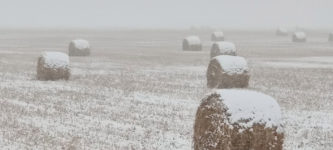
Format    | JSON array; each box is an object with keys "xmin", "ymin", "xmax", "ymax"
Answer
[{"xmin": 0, "ymin": 0, "xmax": 332, "ymax": 29}]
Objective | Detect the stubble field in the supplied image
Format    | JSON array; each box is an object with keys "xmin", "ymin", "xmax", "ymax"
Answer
[{"xmin": 0, "ymin": 29, "xmax": 332, "ymax": 149}]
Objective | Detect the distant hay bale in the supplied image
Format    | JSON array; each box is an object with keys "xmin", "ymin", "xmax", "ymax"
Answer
[
  {"xmin": 292, "ymin": 32, "xmax": 307, "ymax": 42},
  {"xmin": 182, "ymin": 36, "xmax": 202, "ymax": 51},
  {"xmin": 207, "ymin": 55, "xmax": 249, "ymax": 88},
  {"xmin": 210, "ymin": 41, "xmax": 236, "ymax": 58},
  {"xmin": 329, "ymin": 33, "xmax": 333, "ymax": 42},
  {"xmin": 211, "ymin": 32, "xmax": 225, "ymax": 41},
  {"xmin": 193, "ymin": 89, "xmax": 284, "ymax": 150},
  {"xmin": 68, "ymin": 39, "xmax": 90, "ymax": 56},
  {"xmin": 37, "ymin": 52, "xmax": 70, "ymax": 80},
  {"xmin": 276, "ymin": 27, "xmax": 288, "ymax": 36}
]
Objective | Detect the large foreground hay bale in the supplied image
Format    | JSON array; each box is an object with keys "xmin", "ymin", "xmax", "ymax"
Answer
[
  {"xmin": 292, "ymin": 32, "xmax": 307, "ymax": 42},
  {"xmin": 329, "ymin": 32, "xmax": 333, "ymax": 42},
  {"xmin": 276, "ymin": 27, "xmax": 288, "ymax": 36},
  {"xmin": 207, "ymin": 55, "xmax": 249, "ymax": 88},
  {"xmin": 211, "ymin": 32, "xmax": 225, "ymax": 41},
  {"xmin": 182, "ymin": 36, "xmax": 202, "ymax": 51},
  {"xmin": 194, "ymin": 89, "xmax": 284, "ymax": 150},
  {"xmin": 37, "ymin": 52, "xmax": 70, "ymax": 80},
  {"xmin": 210, "ymin": 41, "xmax": 236, "ymax": 58},
  {"xmin": 68, "ymin": 39, "xmax": 90, "ymax": 56}
]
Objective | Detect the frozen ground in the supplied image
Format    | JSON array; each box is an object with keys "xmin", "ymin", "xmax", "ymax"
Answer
[{"xmin": 0, "ymin": 29, "xmax": 332, "ymax": 149}]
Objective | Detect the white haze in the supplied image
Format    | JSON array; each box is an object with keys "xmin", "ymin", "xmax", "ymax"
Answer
[{"xmin": 0, "ymin": 0, "xmax": 332, "ymax": 29}]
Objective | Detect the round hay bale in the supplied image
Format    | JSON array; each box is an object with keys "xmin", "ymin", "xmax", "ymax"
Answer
[
  {"xmin": 194, "ymin": 89, "xmax": 284, "ymax": 150},
  {"xmin": 210, "ymin": 41, "xmax": 236, "ymax": 58},
  {"xmin": 182, "ymin": 36, "xmax": 202, "ymax": 51},
  {"xmin": 292, "ymin": 32, "xmax": 306, "ymax": 42},
  {"xmin": 211, "ymin": 32, "xmax": 225, "ymax": 41},
  {"xmin": 68, "ymin": 39, "xmax": 90, "ymax": 56},
  {"xmin": 207, "ymin": 55, "xmax": 249, "ymax": 88},
  {"xmin": 37, "ymin": 52, "xmax": 70, "ymax": 80},
  {"xmin": 276, "ymin": 27, "xmax": 288, "ymax": 36},
  {"xmin": 329, "ymin": 32, "xmax": 333, "ymax": 42}
]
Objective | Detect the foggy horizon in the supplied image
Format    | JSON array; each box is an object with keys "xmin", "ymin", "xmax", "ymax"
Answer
[{"xmin": 0, "ymin": 0, "xmax": 332, "ymax": 29}]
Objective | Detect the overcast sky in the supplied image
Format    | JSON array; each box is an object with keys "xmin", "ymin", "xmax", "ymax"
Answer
[{"xmin": 0, "ymin": 0, "xmax": 332, "ymax": 29}]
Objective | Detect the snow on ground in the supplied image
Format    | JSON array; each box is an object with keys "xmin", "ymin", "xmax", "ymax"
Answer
[
  {"xmin": 259, "ymin": 61, "xmax": 333, "ymax": 69},
  {"xmin": 283, "ymin": 110, "xmax": 333, "ymax": 150},
  {"xmin": 0, "ymin": 50, "xmax": 25, "ymax": 54},
  {"xmin": 254, "ymin": 56, "xmax": 333, "ymax": 69},
  {"xmin": 0, "ymin": 30, "xmax": 332, "ymax": 149}
]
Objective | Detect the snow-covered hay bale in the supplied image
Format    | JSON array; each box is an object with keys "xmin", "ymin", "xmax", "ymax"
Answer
[
  {"xmin": 276, "ymin": 27, "xmax": 288, "ymax": 36},
  {"xmin": 194, "ymin": 89, "xmax": 284, "ymax": 150},
  {"xmin": 37, "ymin": 52, "xmax": 70, "ymax": 80},
  {"xmin": 210, "ymin": 41, "xmax": 236, "ymax": 58},
  {"xmin": 329, "ymin": 33, "xmax": 333, "ymax": 42},
  {"xmin": 68, "ymin": 39, "xmax": 90, "ymax": 56},
  {"xmin": 211, "ymin": 32, "xmax": 224, "ymax": 41},
  {"xmin": 182, "ymin": 36, "xmax": 202, "ymax": 51},
  {"xmin": 207, "ymin": 55, "xmax": 249, "ymax": 88},
  {"xmin": 292, "ymin": 32, "xmax": 307, "ymax": 42}
]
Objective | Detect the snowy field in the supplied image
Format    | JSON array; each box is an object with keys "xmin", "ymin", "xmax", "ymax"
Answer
[{"xmin": 0, "ymin": 29, "xmax": 332, "ymax": 149}]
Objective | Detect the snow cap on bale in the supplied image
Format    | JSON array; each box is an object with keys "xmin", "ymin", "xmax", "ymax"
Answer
[
  {"xmin": 292, "ymin": 32, "xmax": 307, "ymax": 42},
  {"xmin": 210, "ymin": 41, "xmax": 236, "ymax": 58},
  {"xmin": 215, "ymin": 55, "xmax": 248, "ymax": 75},
  {"xmin": 182, "ymin": 36, "xmax": 202, "ymax": 51},
  {"xmin": 214, "ymin": 89, "xmax": 282, "ymax": 128},
  {"xmin": 42, "ymin": 52, "xmax": 69, "ymax": 68},
  {"xmin": 276, "ymin": 27, "xmax": 288, "ymax": 36},
  {"xmin": 211, "ymin": 31, "xmax": 224, "ymax": 41},
  {"xmin": 207, "ymin": 55, "xmax": 250, "ymax": 88},
  {"xmin": 69, "ymin": 39, "xmax": 90, "ymax": 56},
  {"xmin": 294, "ymin": 32, "xmax": 306, "ymax": 39},
  {"xmin": 329, "ymin": 32, "xmax": 333, "ymax": 42},
  {"xmin": 37, "ymin": 51, "xmax": 70, "ymax": 80},
  {"xmin": 193, "ymin": 89, "xmax": 284, "ymax": 150}
]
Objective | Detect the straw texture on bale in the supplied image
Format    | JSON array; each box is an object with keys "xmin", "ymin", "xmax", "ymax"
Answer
[
  {"xmin": 68, "ymin": 39, "xmax": 90, "ymax": 56},
  {"xmin": 207, "ymin": 55, "xmax": 249, "ymax": 89},
  {"xmin": 292, "ymin": 32, "xmax": 307, "ymax": 42},
  {"xmin": 182, "ymin": 36, "xmax": 202, "ymax": 51},
  {"xmin": 210, "ymin": 41, "xmax": 236, "ymax": 58},
  {"xmin": 276, "ymin": 27, "xmax": 288, "ymax": 36},
  {"xmin": 193, "ymin": 90, "xmax": 284, "ymax": 150},
  {"xmin": 37, "ymin": 52, "xmax": 70, "ymax": 81},
  {"xmin": 329, "ymin": 33, "xmax": 333, "ymax": 42},
  {"xmin": 211, "ymin": 32, "xmax": 225, "ymax": 41}
]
